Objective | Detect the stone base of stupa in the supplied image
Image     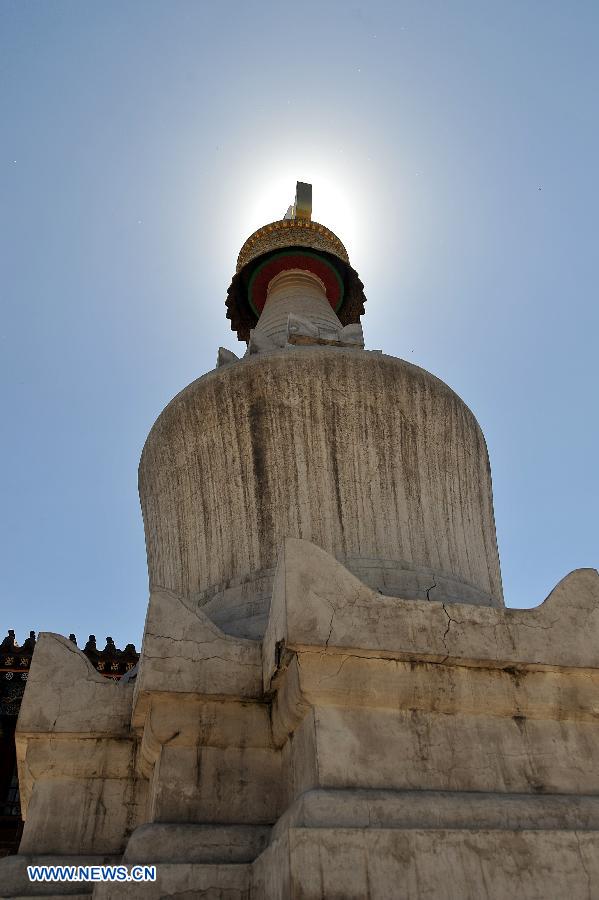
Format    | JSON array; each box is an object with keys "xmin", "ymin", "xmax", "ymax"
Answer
[{"xmin": 2, "ymin": 540, "xmax": 599, "ymax": 899}]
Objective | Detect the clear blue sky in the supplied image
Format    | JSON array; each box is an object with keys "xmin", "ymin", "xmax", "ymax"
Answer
[{"xmin": 2, "ymin": 1, "xmax": 597, "ymax": 650}]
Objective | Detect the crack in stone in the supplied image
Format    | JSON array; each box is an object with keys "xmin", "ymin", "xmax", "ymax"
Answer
[
  {"xmin": 324, "ymin": 608, "xmax": 336, "ymax": 650},
  {"xmin": 148, "ymin": 632, "xmax": 222, "ymax": 646},
  {"xmin": 506, "ymin": 618, "xmax": 560, "ymax": 631},
  {"xmin": 441, "ymin": 604, "xmax": 453, "ymax": 652},
  {"xmin": 319, "ymin": 655, "xmax": 352, "ymax": 683},
  {"xmin": 425, "ymin": 576, "xmax": 437, "ymax": 601},
  {"xmin": 143, "ymin": 651, "xmax": 259, "ymax": 668}
]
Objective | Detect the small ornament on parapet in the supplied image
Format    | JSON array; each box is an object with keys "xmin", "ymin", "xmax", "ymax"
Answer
[
  {"xmin": 21, "ymin": 631, "xmax": 36, "ymax": 653},
  {"xmin": 286, "ymin": 315, "xmax": 364, "ymax": 349},
  {"xmin": 1, "ymin": 630, "xmax": 35, "ymax": 678},
  {"xmin": 83, "ymin": 634, "xmax": 98, "ymax": 657},
  {"xmin": 0, "ymin": 630, "xmax": 17, "ymax": 652},
  {"xmin": 78, "ymin": 633, "xmax": 140, "ymax": 680}
]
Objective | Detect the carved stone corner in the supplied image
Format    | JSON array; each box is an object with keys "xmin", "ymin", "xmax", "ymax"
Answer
[{"xmin": 216, "ymin": 346, "xmax": 240, "ymax": 367}]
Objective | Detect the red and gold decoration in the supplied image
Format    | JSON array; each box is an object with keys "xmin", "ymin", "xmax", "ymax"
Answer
[
  {"xmin": 247, "ymin": 251, "xmax": 344, "ymax": 317},
  {"xmin": 225, "ymin": 183, "xmax": 367, "ymax": 342}
]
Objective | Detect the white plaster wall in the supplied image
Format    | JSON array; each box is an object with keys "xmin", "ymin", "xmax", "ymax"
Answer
[{"xmin": 139, "ymin": 349, "xmax": 503, "ymax": 638}]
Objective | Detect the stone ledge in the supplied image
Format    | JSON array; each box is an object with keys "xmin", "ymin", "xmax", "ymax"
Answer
[
  {"xmin": 0, "ymin": 855, "xmax": 118, "ymax": 898},
  {"xmin": 272, "ymin": 788, "xmax": 599, "ymax": 837},
  {"xmin": 253, "ymin": 826, "xmax": 599, "ymax": 900},
  {"xmin": 264, "ymin": 538, "xmax": 599, "ymax": 690},
  {"xmin": 123, "ymin": 823, "xmax": 270, "ymax": 864},
  {"xmin": 93, "ymin": 863, "xmax": 250, "ymax": 898}
]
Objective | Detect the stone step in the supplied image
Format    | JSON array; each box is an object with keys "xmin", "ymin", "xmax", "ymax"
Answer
[
  {"xmin": 123, "ymin": 823, "xmax": 270, "ymax": 865},
  {"xmin": 92, "ymin": 863, "xmax": 250, "ymax": 898}
]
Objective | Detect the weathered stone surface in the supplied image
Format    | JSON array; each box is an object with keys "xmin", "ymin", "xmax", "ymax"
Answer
[
  {"xmin": 199, "ymin": 569, "xmax": 275, "ymax": 640},
  {"xmin": 8, "ymin": 634, "xmax": 144, "ymax": 866},
  {"xmin": 139, "ymin": 348, "xmax": 504, "ymax": 639},
  {"xmin": 19, "ymin": 777, "xmax": 142, "ymax": 855},
  {"xmin": 217, "ymin": 347, "xmax": 240, "ymax": 368},
  {"xmin": 300, "ymin": 706, "xmax": 599, "ymax": 794},
  {"xmin": 272, "ymin": 788, "xmax": 599, "ymax": 832},
  {"xmin": 123, "ymin": 824, "xmax": 270, "ymax": 864},
  {"xmin": 17, "ymin": 634, "xmax": 133, "ymax": 739},
  {"xmin": 6, "ymin": 210, "xmax": 597, "ymax": 900},
  {"xmin": 6, "ymin": 543, "xmax": 599, "ymax": 898},
  {"xmin": 264, "ymin": 538, "xmax": 599, "ymax": 689},
  {"xmin": 136, "ymin": 689, "xmax": 282, "ymax": 825},
  {"xmin": 132, "ymin": 587, "xmax": 262, "ymax": 726},
  {"xmin": 265, "ymin": 541, "xmax": 599, "ymax": 808},
  {"xmin": 92, "ymin": 863, "xmax": 250, "ymax": 898},
  {"xmin": 252, "ymin": 827, "xmax": 599, "ymax": 900},
  {"xmin": 0, "ymin": 855, "xmax": 116, "ymax": 898},
  {"xmin": 147, "ymin": 744, "xmax": 280, "ymax": 825}
]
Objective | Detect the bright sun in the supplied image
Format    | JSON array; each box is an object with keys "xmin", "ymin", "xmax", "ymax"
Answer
[{"xmin": 216, "ymin": 135, "xmax": 385, "ymax": 283}]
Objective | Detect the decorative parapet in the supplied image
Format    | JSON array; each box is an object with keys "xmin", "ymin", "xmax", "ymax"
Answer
[
  {"xmin": 78, "ymin": 634, "xmax": 139, "ymax": 680},
  {"xmin": 0, "ymin": 630, "xmax": 139, "ymax": 698},
  {"xmin": 0, "ymin": 632, "xmax": 35, "ymax": 718}
]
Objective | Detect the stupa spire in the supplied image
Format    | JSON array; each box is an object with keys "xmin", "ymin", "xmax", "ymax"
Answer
[
  {"xmin": 283, "ymin": 181, "xmax": 312, "ymax": 221},
  {"xmin": 225, "ymin": 181, "xmax": 366, "ymax": 344}
]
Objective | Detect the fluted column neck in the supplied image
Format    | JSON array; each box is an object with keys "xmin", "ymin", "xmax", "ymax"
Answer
[{"xmin": 252, "ymin": 269, "xmax": 342, "ymax": 348}]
